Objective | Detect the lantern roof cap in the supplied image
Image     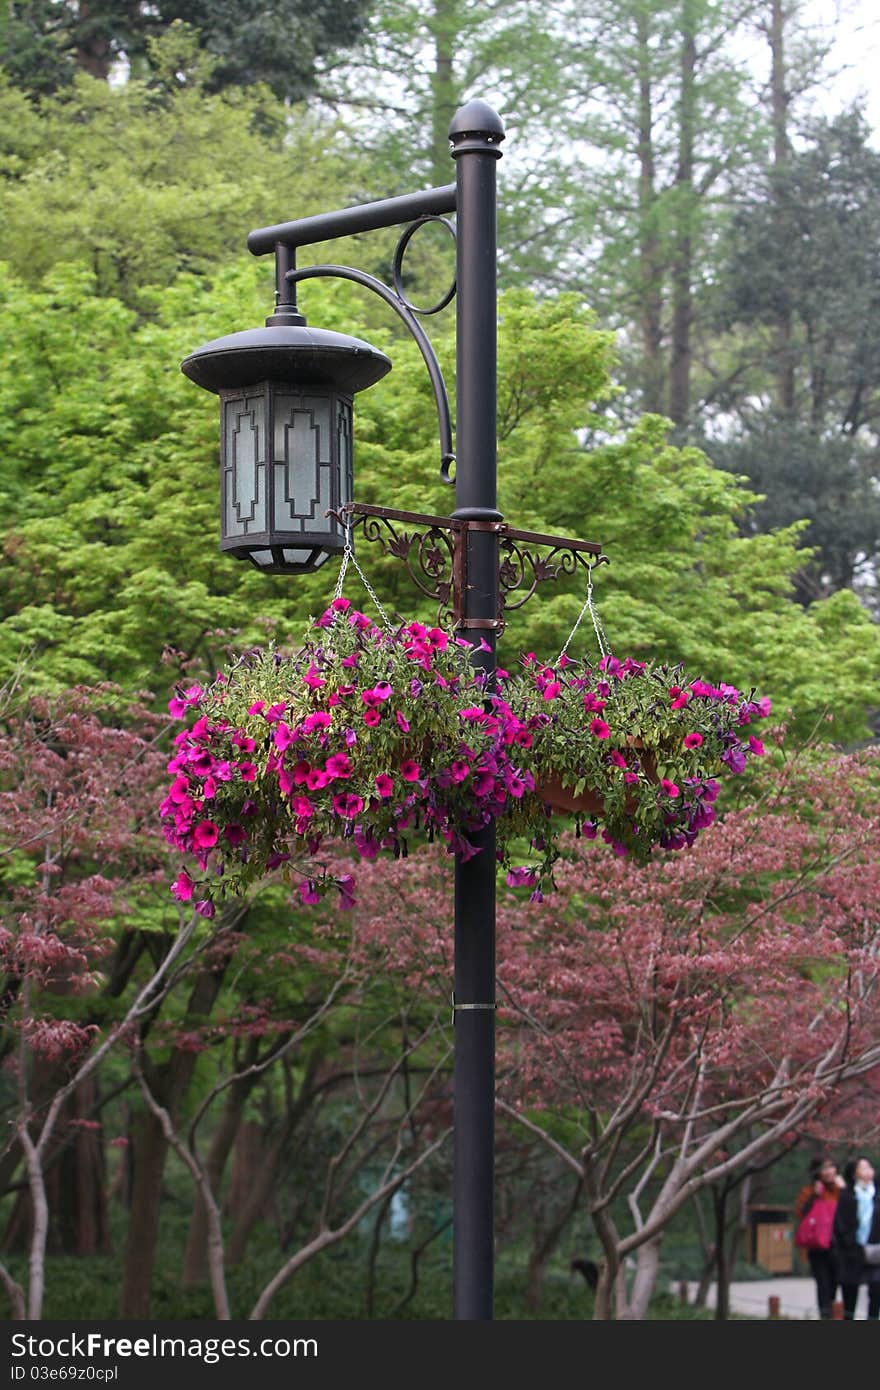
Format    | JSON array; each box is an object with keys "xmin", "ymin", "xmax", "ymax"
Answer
[{"xmin": 181, "ymin": 323, "xmax": 392, "ymax": 395}]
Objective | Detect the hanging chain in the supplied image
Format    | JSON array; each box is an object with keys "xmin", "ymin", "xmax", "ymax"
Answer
[
  {"xmin": 557, "ymin": 562, "xmax": 613, "ymax": 666},
  {"xmin": 333, "ymin": 519, "xmax": 395, "ymax": 631}
]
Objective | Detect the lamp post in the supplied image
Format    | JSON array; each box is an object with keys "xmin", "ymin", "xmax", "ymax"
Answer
[{"xmin": 182, "ymin": 99, "xmax": 603, "ymax": 1321}]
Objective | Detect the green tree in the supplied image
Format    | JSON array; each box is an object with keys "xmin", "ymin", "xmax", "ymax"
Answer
[
  {"xmin": 711, "ymin": 109, "xmax": 880, "ymax": 607},
  {"xmin": 4, "ymin": 257, "xmax": 876, "ymax": 742},
  {"xmin": 1, "ymin": 2, "xmax": 372, "ymax": 99},
  {"xmin": 0, "ymin": 67, "xmax": 362, "ymax": 311}
]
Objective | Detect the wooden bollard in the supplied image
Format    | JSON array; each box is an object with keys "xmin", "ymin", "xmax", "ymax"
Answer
[
  {"xmin": 768, "ymin": 1294, "xmax": 781, "ymax": 1319},
  {"xmin": 831, "ymin": 1300, "xmax": 844, "ymax": 1320}
]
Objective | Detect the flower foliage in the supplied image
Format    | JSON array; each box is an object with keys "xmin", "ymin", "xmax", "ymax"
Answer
[
  {"xmin": 160, "ymin": 599, "xmax": 531, "ymax": 913},
  {"xmin": 496, "ymin": 650, "xmax": 771, "ymax": 885}
]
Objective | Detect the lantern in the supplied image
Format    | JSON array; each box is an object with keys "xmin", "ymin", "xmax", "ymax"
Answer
[{"xmin": 181, "ymin": 321, "xmax": 391, "ymax": 573}]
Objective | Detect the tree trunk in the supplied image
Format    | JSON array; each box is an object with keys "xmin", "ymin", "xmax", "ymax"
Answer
[
  {"xmin": 769, "ymin": 0, "xmax": 795, "ymax": 415},
  {"xmin": 180, "ymin": 1059, "xmax": 258, "ymax": 1288},
  {"xmin": 713, "ymin": 1186, "xmax": 731, "ymax": 1319},
  {"xmin": 636, "ymin": 9, "xmax": 665, "ymax": 414},
  {"xmin": 627, "ymin": 1236, "xmax": 663, "ymax": 1319},
  {"xmin": 227, "ymin": 1119, "xmax": 294, "ymax": 1265},
  {"xmin": 524, "ymin": 1179, "xmax": 582, "ymax": 1313},
  {"xmin": 669, "ymin": 0, "xmax": 696, "ymax": 427},
  {"xmin": 119, "ymin": 961, "xmax": 228, "ymax": 1318},
  {"xmin": 429, "ymin": 0, "xmax": 459, "ymax": 187}
]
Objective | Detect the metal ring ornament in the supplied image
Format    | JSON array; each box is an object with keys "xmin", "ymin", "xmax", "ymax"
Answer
[{"xmin": 392, "ymin": 216, "xmax": 457, "ymax": 317}]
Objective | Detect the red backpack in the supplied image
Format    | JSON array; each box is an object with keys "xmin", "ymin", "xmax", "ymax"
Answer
[{"xmin": 794, "ymin": 1197, "xmax": 836, "ymax": 1251}]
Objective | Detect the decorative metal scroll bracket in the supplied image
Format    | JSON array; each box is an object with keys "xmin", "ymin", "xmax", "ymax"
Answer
[{"xmin": 326, "ymin": 502, "xmax": 608, "ymax": 634}]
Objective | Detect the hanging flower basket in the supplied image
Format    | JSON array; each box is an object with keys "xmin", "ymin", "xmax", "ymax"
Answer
[
  {"xmin": 160, "ymin": 598, "xmax": 526, "ymax": 913},
  {"xmin": 490, "ymin": 650, "xmax": 771, "ymax": 893}
]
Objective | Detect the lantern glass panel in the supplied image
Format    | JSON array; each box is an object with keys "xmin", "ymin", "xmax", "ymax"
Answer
[{"xmin": 222, "ymin": 392, "xmax": 268, "ymax": 540}]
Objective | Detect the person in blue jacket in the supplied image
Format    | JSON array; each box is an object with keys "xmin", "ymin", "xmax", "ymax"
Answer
[{"xmin": 832, "ymin": 1156, "xmax": 880, "ymax": 1319}]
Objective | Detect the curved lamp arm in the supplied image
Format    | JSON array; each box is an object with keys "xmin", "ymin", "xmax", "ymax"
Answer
[{"xmin": 286, "ymin": 263, "xmax": 455, "ymax": 483}]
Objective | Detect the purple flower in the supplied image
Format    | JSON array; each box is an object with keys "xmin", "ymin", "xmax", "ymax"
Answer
[
  {"xmin": 194, "ymin": 899, "xmax": 216, "ymax": 919},
  {"xmin": 721, "ymin": 744, "xmax": 747, "ymax": 774},
  {"xmin": 299, "ymin": 880, "xmax": 321, "ymax": 906},
  {"xmin": 337, "ymin": 875, "xmax": 357, "ymax": 910},
  {"xmin": 506, "ymin": 866, "xmax": 537, "ymax": 887}
]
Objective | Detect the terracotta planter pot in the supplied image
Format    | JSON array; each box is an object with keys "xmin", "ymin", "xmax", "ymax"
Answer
[{"xmin": 537, "ymin": 743, "xmax": 659, "ymax": 818}]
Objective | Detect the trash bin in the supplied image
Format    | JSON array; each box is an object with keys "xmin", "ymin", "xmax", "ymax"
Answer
[{"xmin": 748, "ymin": 1205, "xmax": 794, "ymax": 1273}]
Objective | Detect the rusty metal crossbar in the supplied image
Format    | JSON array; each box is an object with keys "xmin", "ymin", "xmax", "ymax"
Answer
[{"xmin": 326, "ymin": 501, "xmax": 607, "ymax": 634}]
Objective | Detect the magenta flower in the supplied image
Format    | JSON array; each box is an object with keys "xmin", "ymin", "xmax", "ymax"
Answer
[
  {"xmin": 683, "ymin": 732, "xmax": 703, "ymax": 750},
  {"xmin": 238, "ymin": 762, "xmax": 257, "ymax": 782},
  {"xmin": 332, "ymin": 791, "xmax": 364, "ymax": 818},
  {"xmin": 542, "ymin": 681, "xmax": 562, "ymax": 700},
  {"xmin": 450, "ymin": 760, "xmax": 471, "ymax": 783},
  {"xmin": 748, "ymin": 735, "xmax": 765, "ymax": 755},
  {"xmin": 306, "ymin": 768, "xmax": 329, "ymax": 790},
  {"xmin": 192, "ymin": 821, "xmax": 219, "ymax": 850},
  {"xmin": 303, "ymin": 663, "xmax": 325, "ymax": 689},
  {"xmin": 171, "ymin": 871, "xmax": 194, "ymax": 901},
  {"xmin": 375, "ymin": 773, "xmax": 394, "ymax": 798},
  {"xmin": 590, "ymin": 718, "xmax": 610, "ymax": 739},
  {"xmin": 331, "ymin": 596, "xmax": 351, "ymax": 612},
  {"xmin": 168, "ymin": 775, "xmax": 191, "ymax": 804},
  {"xmin": 195, "ymin": 899, "xmax": 216, "ymax": 919},
  {"xmin": 247, "ymin": 700, "xmax": 266, "ymax": 715},
  {"xmin": 325, "ymin": 752, "xmax": 352, "ymax": 779},
  {"xmin": 661, "ymin": 778, "xmax": 680, "ymax": 798},
  {"xmin": 302, "ymin": 711, "xmax": 331, "ymax": 734},
  {"xmin": 363, "ymin": 708, "xmax": 381, "ymax": 727},
  {"xmin": 274, "ymin": 722, "xmax": 295, "ymax": 750},
  {"xmin": 400, "ymin": 760, "xmax": 421, "ymax": 782},
  {"xmin": 299, "ymin": 880, "xmax": 321, "ymax": 906},
  {"xmin": 223, "ymin": 824, "xmax": 247, "ymax": 846},
  {"xmin": 395, "ymin": 711, "xmax": 410, "ymax": 732},
  {"xmin": 609, "ymin": 750, "xmax": 627, "ymax": 769}
]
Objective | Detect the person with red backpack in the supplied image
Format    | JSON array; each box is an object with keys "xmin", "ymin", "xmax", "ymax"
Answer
[{"xmin": 794, "ymin": 1156, "xmax": 845, "ymax": 1319}]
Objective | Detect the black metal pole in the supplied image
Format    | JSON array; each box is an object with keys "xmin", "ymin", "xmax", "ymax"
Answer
[{"xmin": 449, "ymin": 98, "xmax": 504, "ymax": 1321}]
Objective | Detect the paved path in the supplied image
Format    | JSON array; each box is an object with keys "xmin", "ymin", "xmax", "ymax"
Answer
[{"xmin": 677, "ymin": 1276, "xmax": 870, "ymax": 1320}]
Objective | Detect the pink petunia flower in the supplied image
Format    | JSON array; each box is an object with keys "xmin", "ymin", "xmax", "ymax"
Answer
[
  {"xmin": 375, "ymin": 774, "xmax": 394, "ymax": 798},
  {"xmin": 325, "ymin": 752, "xmax": 352, "ymax": 779},
  {"xmin": 400, "ymin": 760, "xmax": 421, "ymax": 782},
  {"xmin": 590, "ymin": 718, "xmax": 610, "ymax": 739},
  {"xmin": 171, "ymin": 871, "xmax": 194, "ymax": 901},
  {"xmin": 683, "ymin": 732, "xmax": 703, "ymax": 749},
  {"xmin": 192, "ymin": 821, "xmax": 219, "ymax": 849},
  {"xmin": 332, "ymin": 792, "xmax": 364, "ymax": 819}
]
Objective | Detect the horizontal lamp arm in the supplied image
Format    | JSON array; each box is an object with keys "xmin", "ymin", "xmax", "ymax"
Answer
[{"xmin": 247, "ymin": 183, "xmax": 458, "ymax": 257}]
